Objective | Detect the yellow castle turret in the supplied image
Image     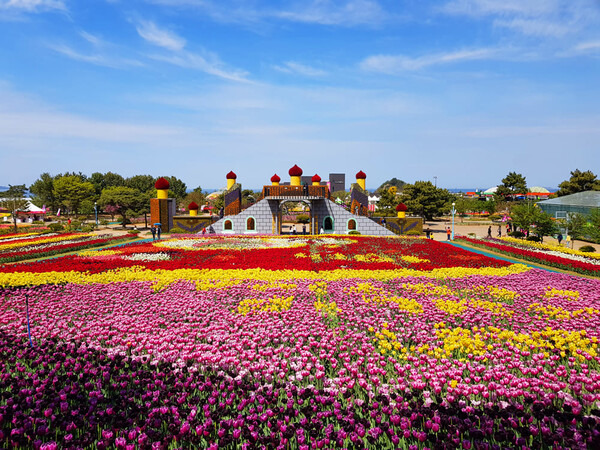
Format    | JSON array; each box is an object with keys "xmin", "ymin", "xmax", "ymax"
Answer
[
  {"xmin": 311, "ymin": 174, "xmax": 321, "ymax": 186},
  {"xmin": 289, "ymin": 164, "xmax": 303, "ymax": 187},
  {"xmin": 155, "ymin": 177, "xmax": 170, "ymax": 199},
  {"xmin": 188, "ymin": 202, "xmax": 199, "ymax": 217},
  {"xmin": 226, "ymin": 171, "xmax": 237, "ymax": 190},
  {"xmin": 396, "ymin": 203, "xmax": 407, "ymax": 219},
  {"xmin": 271, "ymin": 174, "xmax": 281, "ymax": 186},
  {"xmin": 356, "ymin": 170, "xmax": 366, "ymax": 191}
]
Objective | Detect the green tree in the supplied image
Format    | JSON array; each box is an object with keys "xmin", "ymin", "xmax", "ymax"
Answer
[
  {"xmin": 53, "ymin": 175, "xmax": 95, "ymax": 215},
  {"xmin": 556, "ymin": 169, "xmax": 600, "ymax": 196},
  {"xmin": 90, "ymin": 172, "xmax": 126, "ymax": 197},
  {"xmin": 496, "ymin": 172, "xmax": 527, "ymax": 201},
  {"xmin": 125, "ymin": 175, "xmax": 156, "ymax": 194},
  {"xmin": 586, "ymin": 208, "xmax": 600, "ymax": 243},
  {"xmin": 558, "ymin": 213, "xmax": 588, "ymax": 240},
  {"xmin": 376, "ymin": 186, "xmax": 399, "ymax": 216},
  {"xmin": 29, "ymin": 173, "xmax": 59, "ymax": 212},
  {"xmin": 0, "ymin": 185, "xmax": 29, "ymax": 232},
  {"xmin": 98, "ymin": 186, "xmax": 146, "ymax": 227},
  {"xmin": 162, "ymin": 176, "xmax": 187, "ymax": 202},
  {"xmin": 510, "ymin": 203, "xmax": 557, "ymax": 240},
  {"xmin": 400, "ymin": 181, "xmax": 453, "ymax": 220},
  {"xmin": 331, "ymin": 190, "xmax": 350, "ymax": 205}
]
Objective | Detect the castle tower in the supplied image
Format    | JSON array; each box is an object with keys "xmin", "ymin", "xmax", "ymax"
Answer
[
  {"xmin": 356, "ymin": 170, "xmax": 366, "ymax": 191},
  {"xmin": 188, "ymin": 202, "xmax": 199, "ymax": 217},
  {"xmin": 226, "ymin": 171, "xmax": 237, "ymax": 190},
  {"xmin": 396, "ymin": 203, "xmax": 408, "ymax": 219},
  {"xmin": 311, "ymin": 174, "xmax": 321, "ymax": 186},
  {"xmin": 289, "ymin": 164, "xmax": 303, "ymax": 186},
  {"xmin": 150, "ymin": 177, "xmax": 176, "ymax": 231},
  {"xmin": 271, "ymin": 174, "xmax": 281, "ymax": 186}
]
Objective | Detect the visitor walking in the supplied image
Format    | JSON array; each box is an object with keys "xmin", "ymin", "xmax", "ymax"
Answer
[
  {"xmin": 497, "ymin": 225, "xmax": 502, "ymax": 237},
  {"xmin": 487, "ymin": 226, "xmax": 492, "ymax": 238},
  {"xmin": 302, "ymin": 224, "xmax": 306, "ymax": 235},
  {"xmin": 202, "ymin": 227, "xmax": 206, "ymax": 235},
  {"xmin": 446, "ymin": 227, "xmax": 451, "ymax": 241},
  {"xmin": 557, "ymin": 233, "xmax": 563, "ymax": 245},
  {"xmin": 156, "ymin": 224, "xmax": 162, "ymax": 240},
  {"xmin": 150, "ymin": 225, "xmax": 156, "ymax": 241}
]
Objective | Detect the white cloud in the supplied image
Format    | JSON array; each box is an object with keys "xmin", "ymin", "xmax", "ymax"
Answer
[
  {"xmin": 574, "ymin": 40, "xmax": 600, "ymax": 52},
  {"xmin": 0, "ymin": 0, "xmax": 66, "ymax": 11},
  {"xmin": 144, "ymin": 0, "xmax": 387, "ymax": 27},
  {"xmin": 135, "ymin": 20, "xmax": 186, "ymax": 51},
  {"xmin": 49, "ymin": 43, "xmax": 144, "ymax": 69},
  {"xmin": 360, "ymin": 48, "xmax": 497, "ymax": 73},
  {"xmin": 148, "ymin": 50, "xmax": 249, "ymax": 82},
  {"xmin": 273, "ymin": 61, "xmax": 327, "ymax": 77},
  {"xmin": 273, "ymin": 0, "xmax": 385, "ymax": 26},
  {"xmin": 440, "ymin": 0, "xmax": 599, "ymax": 39}
]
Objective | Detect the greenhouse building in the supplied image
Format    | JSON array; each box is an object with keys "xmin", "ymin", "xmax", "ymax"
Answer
[{"xmin": 537, "ymin": 191, "xmax": 600, "ymax": 219}]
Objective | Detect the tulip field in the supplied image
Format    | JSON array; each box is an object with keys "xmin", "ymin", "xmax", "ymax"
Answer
[{"xmin": 1, "ymin": 235, "xmax": 600, "ymax": 449}]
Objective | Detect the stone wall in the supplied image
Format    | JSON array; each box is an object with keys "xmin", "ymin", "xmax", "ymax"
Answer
[{"xmin": 209, "ymin": 198, "xmax": 394, "ymax": 236}]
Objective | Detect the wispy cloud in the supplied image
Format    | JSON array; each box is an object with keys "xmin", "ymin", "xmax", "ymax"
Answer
[
  {"xmin": 0, "ymin": 0, "xmax": 66, "ymax": 12},
  {"xmin": 48, "ymin": 43, "xmax": 144, "ymax": 69},
  {"xmin": 574, "ymin": 40, "xmax": 600, "ymax": 52},
  {"xmin": 145, "ymin": 0, "xmax": 387, "ymax": 27},
  {"xmin": 273, "ymin": 61, "xmax": 327, "ymax": 77},
  {"xmin": 272, "ymin": 0, "xmax": 386, "ymax": 26},
  {"xmin": 360, "ymin": 48, "xmax": 497, "ymax": 74},
  {"xmin": 148, "ymin": 50, "xmax": 248, "ymax": 82},
  {"xmin": 135, "ymin": 19, "xmax": 186, "ymax": 51},
  {"xmin": 440, "ymin": 0, "xmax": 599, "ymax": 39}
]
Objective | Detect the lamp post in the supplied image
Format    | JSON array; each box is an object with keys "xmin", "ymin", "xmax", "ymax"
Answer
[
  {"xmin": 451, "ymin": 202, "xmax": 456, "ymax": 240},
  {"xmin": 94, "ymin": 202, "xmax": 98, "ymax": 227}
]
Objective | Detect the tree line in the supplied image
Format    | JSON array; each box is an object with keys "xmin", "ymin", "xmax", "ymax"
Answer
[{"xmin": 23, "ymin": 172, "xmax": 203, "ymax": 226}]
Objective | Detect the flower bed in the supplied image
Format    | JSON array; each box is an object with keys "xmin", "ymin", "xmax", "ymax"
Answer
[
  {"xmin": 0, "ymin": 233, "xmax": 136, "ymax": 264},
  {"xmin": 1, "ymin": 236, "xmax": 600, "ymax": 448},
  {"xmin": 456, "ymin": 236, "xmax": 600, "ymax": 277}
]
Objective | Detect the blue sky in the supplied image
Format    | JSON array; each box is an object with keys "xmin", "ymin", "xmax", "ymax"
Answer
[{"xmin": 0, "ymin": 0, "xmax": 599, "ymax": 191}]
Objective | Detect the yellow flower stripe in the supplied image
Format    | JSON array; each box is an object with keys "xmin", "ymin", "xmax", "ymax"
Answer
[
  {"xmin": 528, "ymin": 303, "xmax": 600, "ymax": 321},
  {"xmin": 501, "ymin": 236, "xmax": 600, "ymax": 260},
  {"xmin": 354, "ymin": 253, "xmax": 394, "ymax": 263},
  {"xmin": 434, "ymin": 325, "xmax": 598, "ymax": 361},
  {"xmin": 401, "ymin": 282, "xmax": 457, "ymax": 297},
  {"xmin": 363, "ymin": 295, "xmax": 423, "ymax": 314},
  {"xmin": 544, "ymin": 287, "xmax": 580, "ymax": 300},
  {"xmin": 0, "ymin": 232, "xmax": 41, "ymax": 241},
  {"xmin": 237, "ymin": 295, "xmax": 294, "ymax": 315},
  {"xmin": 0, "ymin": 264, "xmax": 531, "ymax": 288},
  {"xmin": 401, "ymin": 255, "xmax": 430, "ymax": 264},
  {"xmin": 0, "ymin": 233, "xmax": 92, "ymax": 250},
  {"xmin": 469, "ymin": 298, "xmax": 512, "ymax": 316},
  {"xmin": 469, "ymin": 285, "xmax": 519, "ymax": 301},
  {"xmin": 435, "ymin": 299, "xmax": 467, "ymax": 315},
  {"xmin": 78, "ymin": 249, "xmax": 122, "ymax": 257}
]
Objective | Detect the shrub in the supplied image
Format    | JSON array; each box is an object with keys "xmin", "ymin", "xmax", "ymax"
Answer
[
  {"xmin": 296, "ymin": 214, "xmax": 310, "ymax": 224},
  {"xmin": 32, "ymin": 220, "xmax": 44, "ymax": 225},
  {"xmin": 169, "ymin": 227, "xmax": 186, "ymax": 234},
  {"xmin": 127, "ymin": 229, "xmax": 140, "ymax": 236},
  {"xmin": 100, "ymin": 219, "xmax": 109, "ymax": 226},
  {"xmin": 580, "ymin": 245, "xmax": 596, "ymax": 253},
  {"xmin": 48, "ymin": 223, "xmax": 64, "ymax": 232},
  {"xmin": 81, "ymin": 225, "xmax": 95, "ymax": 232},
  {"xmin": 526, "ymin": 236, "xmax": 541, "ymax": 242},
  {"xmin": 348, "ymin": 230, "xmax": 361, "ymax": 235},
  {"xmin": 405, "ymin": 229, "xmax": 421, "ymax": 236},
  {"xmin": 508, "ymin": 231, "xmax": 525, "ymax": 238}
]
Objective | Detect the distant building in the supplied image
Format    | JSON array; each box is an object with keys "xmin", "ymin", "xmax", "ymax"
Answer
[
  {"xmin": 537, "ymin": 191, "xmax": 600, "ymax": 219},
  {"xmin": 329, "ymin": 173, "xmax": 345, "ymax": 193}
]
